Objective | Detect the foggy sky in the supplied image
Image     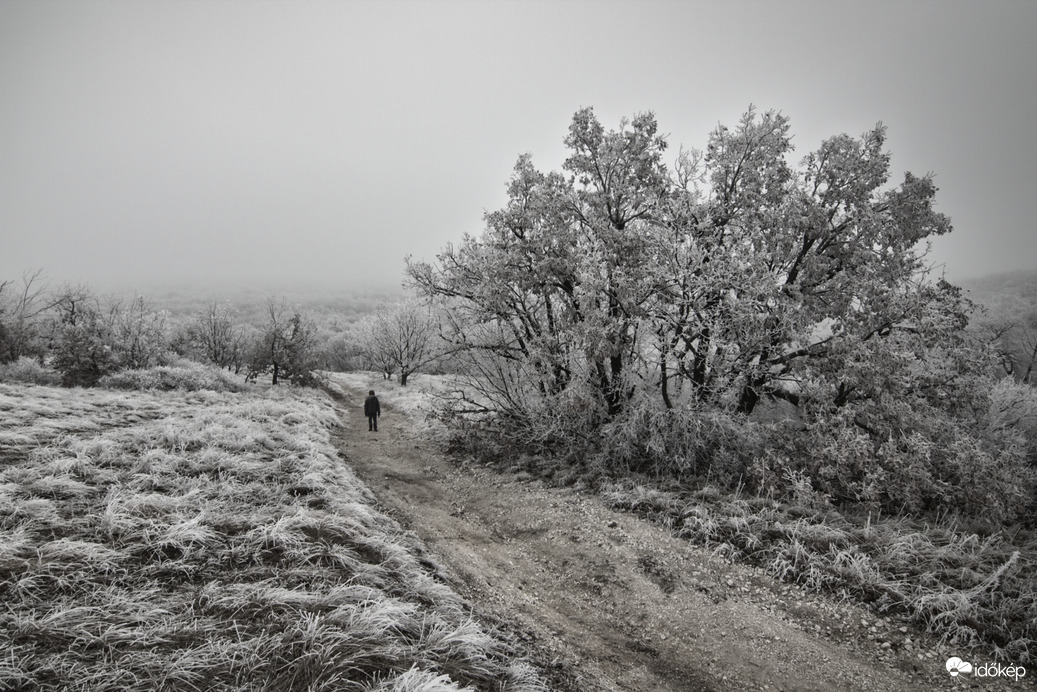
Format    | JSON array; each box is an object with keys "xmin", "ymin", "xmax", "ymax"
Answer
[{"xmin": 2, "ymin": 0, "xmax": 1035, "ymax": 294}]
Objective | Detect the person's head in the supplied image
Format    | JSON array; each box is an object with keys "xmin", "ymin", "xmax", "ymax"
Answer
[{"xmin": 369, "ymin": 390, "xmax": 375, "ymax": 396}]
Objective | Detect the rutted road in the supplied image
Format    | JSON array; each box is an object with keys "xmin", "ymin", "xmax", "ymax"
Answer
[{"xmin": 326, "ymin": 379, "xmax": 956, "ymax": 692}]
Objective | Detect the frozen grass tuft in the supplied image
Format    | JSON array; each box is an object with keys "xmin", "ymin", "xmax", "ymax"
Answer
[
  {"xmin": 98, "ymin": 361, "xmax": 248, "ymax": 392},
  {"xmin": 367, "ymin": 665, "xmax": 474, "ymax": 692},
  {"xmin": 603, "ymin": 477, "xmax": 1037, "ymax": 664},
  {"xmin": 0, "ymin": 381, "xmax": 545, "ymax": 691},
  {"xmin": 0, "ymin": 357, "xmax": 62, "ymax": 386}
]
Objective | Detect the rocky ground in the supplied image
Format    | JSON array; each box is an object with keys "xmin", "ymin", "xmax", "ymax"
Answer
[{"xmin": 327, "ymin": 381, "xmax": 1032, "ymax": 691}]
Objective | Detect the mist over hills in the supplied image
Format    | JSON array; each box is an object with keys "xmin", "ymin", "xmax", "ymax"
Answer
[
  {"xmin": 30, "ymin": 273, "xmax": 408, "ymax": 324},
  {"xmin": 17, "ymin": 265, "xmax": 1037, "ymax": 324},
  {"xmin": 960, "ymin": 269, "xmax": 1037, "ymax": 319}
]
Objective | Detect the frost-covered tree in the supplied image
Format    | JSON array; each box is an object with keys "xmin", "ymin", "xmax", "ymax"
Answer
[
  {"xmin": 355, "ymin": 300, "xmax": 441, "ymax": 385},
  {"xmin": 0, "ymin": 270, "xmax": 51, "ymax": 363},
  {"xmin": 247, "ymin": 300, "xmax": 323, "ymax": 386},
  {"xmin": 49, "ymin": 288, "xmax": 170, "ymax": 386},
  {"xmin": 407, "ymin": 107, "xmax": 1035, "ymax": 521},
  {"xmin": 409, "ymin": 109, "xmax": 670, "ymax": 417},
  {"xmin": 652, "ymin": 109, "xmax": 955, "ymax": 414},
  {"xmin": 112, "ymin": 295, "xmax": 168, "ymax": 370},
  {"xmin": 410, "ymin": 107, "xmax": 955, "ymax": 420},
  {"xmin": 175, "ymin": 300, "xmax": 249, "ymax": 373}
]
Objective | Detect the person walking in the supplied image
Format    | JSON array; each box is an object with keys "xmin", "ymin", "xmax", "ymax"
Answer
[{"xmin": 364, "ymin": 390, "xmax": 381, "ymax": 432}]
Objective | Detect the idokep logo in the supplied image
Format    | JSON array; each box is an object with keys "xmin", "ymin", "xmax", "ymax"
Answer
[{"xmin": 946, "ymin": 656, "xmax": 1027, "ymax": 682}]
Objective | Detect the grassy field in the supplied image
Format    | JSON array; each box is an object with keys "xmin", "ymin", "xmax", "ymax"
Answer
[{"xmin": 0, "ymin": 378, "xmax": 546, "ymax": 691}]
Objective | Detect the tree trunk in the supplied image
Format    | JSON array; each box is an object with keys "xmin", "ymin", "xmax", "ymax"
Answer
[
  {"xmin": 736, "ymin": 382, "xmax": 760, "ymax": 415},
  {"xmin": 660, "ymin": 351, "xmax": 673, "ymax": 410}
]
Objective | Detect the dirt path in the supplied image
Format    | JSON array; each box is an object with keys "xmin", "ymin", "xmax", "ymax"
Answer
[{"xmin": 326, "ymin": 383, "xmax": 964, "ymax": 692}]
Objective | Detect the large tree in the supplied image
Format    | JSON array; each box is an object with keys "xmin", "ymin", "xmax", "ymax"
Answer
[
  {"xmin": 652, "ymin": 108, "xmax": 953, "ymax": 415},
  {"xmin": 416, "ymin": 108, "xmax": 1037, "ymax": 524},
  {"xmin": 409, "ymin": 109, "xmax": 671, "ymax": 420},
  {"xmin": 407, "ymin": 107, "xmax": 1025, "ymax": 515},
  {"xmin": 410, "ymin": 107, "xmax": 955, "ymax": 416}
]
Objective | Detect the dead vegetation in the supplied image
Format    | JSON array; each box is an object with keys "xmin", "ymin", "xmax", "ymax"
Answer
[
  {"xmin": 598, "ymin": 481, "xmax": 1037, "ymax": 665},
  {"xmin": 0, "ymin": 379, "xmax": 547, "ymax": 691}
]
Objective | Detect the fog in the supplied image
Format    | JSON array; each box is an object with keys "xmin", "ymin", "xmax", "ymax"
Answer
[{"xmin": 2, "ymin": 0, "xmax": 1035, "ymax": 295}]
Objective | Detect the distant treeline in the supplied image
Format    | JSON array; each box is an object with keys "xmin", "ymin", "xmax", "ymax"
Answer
[
  {"xmin": 0, "ymin": 271, "xmax": 442, "ymax": 388},
  {"xmin": 962, "ymin": 270, "xmax": 1037, "ymax": 384}
]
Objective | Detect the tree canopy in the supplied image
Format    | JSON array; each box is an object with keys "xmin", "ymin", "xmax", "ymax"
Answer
[
  {"xmin": 408, "ymin": 106, "xmax": 1033, "ymax": 523},
  {"xmin": 409, "ymin": 106, "xmax": 955, "ymax": 416}
]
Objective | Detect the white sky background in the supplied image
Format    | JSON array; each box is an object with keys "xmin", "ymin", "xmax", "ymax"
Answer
[{"xmin": 1, "ymin": 0, "xmax": 1035, "ymax": 293}]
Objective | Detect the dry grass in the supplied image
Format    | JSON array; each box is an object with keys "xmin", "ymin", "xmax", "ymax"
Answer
[
  {"xmin": 0, "ymin": 380, "xmax": 545, "ymax": 691},
  {"xmin": 98, "ymin": 361, "xmax": 248, "ymax": 392},
  {"xmin": 601, "ymin": 479, "xmax": 1037, "ymax": 664}
]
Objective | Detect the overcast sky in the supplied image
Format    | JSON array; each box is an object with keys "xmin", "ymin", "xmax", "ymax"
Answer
[{"xmin": 2, "ymin": 0, "xmax": 1035, "ymax": 294}]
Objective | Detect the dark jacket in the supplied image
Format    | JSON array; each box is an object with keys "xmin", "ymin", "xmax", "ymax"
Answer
[{"xmin": 364, "ymin": 395, "xmax": 380, "ymax": 417}]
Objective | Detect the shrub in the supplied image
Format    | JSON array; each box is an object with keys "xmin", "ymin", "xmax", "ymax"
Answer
[
  {"xmin": 246, "ymin": 302, "xmax": 325, "ymax": 386},
  {"xmin": 987, "ymin": 377, "xmax": 1037, "ymax": 461},
  {"xmin": 594, "ymin": 394, "xmax": 765, "ymax": 484},
  {"xmin": 99, "ymin": 362, "xmax": 248, "ymax": 393},
  {"xmin": 50, "ymin": 290, "xmax": 174, "ymax": 387},
  {"xmin": 0, "ymin": 357, "xmax": 61, "ymax": 386},
  {"xmin": 52, "ymin": 308, "xmax": 120, "ymax": 387},
  {"xmin": 747, "ymin": 396, "xmax": 1037, "ymax": 525}
]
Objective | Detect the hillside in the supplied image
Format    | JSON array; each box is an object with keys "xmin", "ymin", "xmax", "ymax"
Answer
[
  {"xmin": 960, "ymin": 269, "xmax": 1037, "ymax": 319},
  {"xmin": 2, "ymin": 366, "xmax": 1034, "ymax": 690}
]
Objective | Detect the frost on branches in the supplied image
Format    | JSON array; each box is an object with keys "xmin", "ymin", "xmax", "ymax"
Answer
[{"xmin": 408, "ymin": 107, "xmax": 1034, "ymax": 523}]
